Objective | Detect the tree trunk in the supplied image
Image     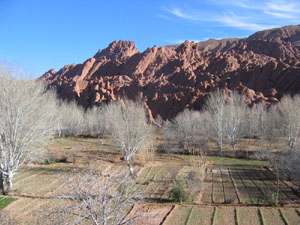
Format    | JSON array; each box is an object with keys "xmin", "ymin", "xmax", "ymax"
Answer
[
  {"xmin": 125, "ymin": 158, "xmax": 135, "ymax": 178},
  {"xmin": 0, "ymin": 173, "xmax": 5, "ymax": 195},
  {"xmin": 289, "ymin": 139, "xmax": 294, "ymax": 149},
  {"xmin": 128, "ymin": 165, "xmax": 135, "ymax": 178},
  {"xmin": 218, "ymin": 135, "xmax": 223, "ymax": 155},
  {"xmin": 58, "ymin": 128, "xmax": 62, "ymax": 138},
  {"xmin": 232, "ymin": 143, "xmax": 236, "ymax": 158},
  {"xmin": 276, "ymin": 168, "xmax": 279, "ymax": 205},
  {"xmin": 6, "ymin": 174, "xmax": 13, "ymax": 194}
]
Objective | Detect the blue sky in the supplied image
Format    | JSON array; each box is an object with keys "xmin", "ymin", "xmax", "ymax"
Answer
[{"xmin": 0, "ymin": 0, "xmax": 299, "ymax": 76}]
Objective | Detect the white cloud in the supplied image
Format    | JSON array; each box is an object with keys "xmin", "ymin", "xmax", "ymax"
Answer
[
  {"xmin": 169, "ymin": 8, "xmax": 187, "ymax": 18},
  {"xmin": 264, "ymin": 10, "xmax": 296, "ymax": 19},
  {"xmin": 219, "ymin": 12, "xmax": 277, "ymax": 31},
  {"xmin": 262, "ymin": 0, "xmax": 300, "ymax": 19},
  {"xmin": 209, "ymin": 0, "xmax": 256, "ymax": 9},
  {"xmin": 161, "ymin": 0, "xmax": 300, "ymax": 32},
  {"xmin": 163, "ymin": 7, "xmax": 201, "ymax": 20},
  {"xmin": 211, "ymin": 0, "xmax": 300, "ymax": 13},
  {"xmin": 265, "ymin": 1, "xmax": 300, "ymax": 13}
]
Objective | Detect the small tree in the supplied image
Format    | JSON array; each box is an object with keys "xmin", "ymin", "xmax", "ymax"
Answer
[
  {"xmin": 168, "ymin": 179, "xmax": 188, "ymax": 203},
  {"xmin": 173, "ymin": 109, "xmax": 202, "ymax": 154},
  {"xmin": 85, "ymin": 106, "xmax": 107, "ymax": 138},
  {"xmin": 255, "ymin": 103, "xmax": 268, "ymax": 140},
  {"xmin": 0, "ymin": 66, "xmax": 57, "ymax": 194},
  {"xmin": 243, "ymin": 105, "xmax": 260, "ymax": 139},
  {"xmin": 161, "ymin": 120, "xmax": 175, "ymax": 160},
  {"xmin": 41, "ymin": 167, "xmax": 142, "ymax": 225},
  {"xmin": 106, "ymin": 99, "xmax": 152, "ymax": 177},
  {"xmin": 57, "ymin": 101, "xmax": 85, "ymax": 137},
  {"xmin": 224, "ymin": 92, "xmax": 247, "ymax": 156},
  {"xmin": 282, "ymin": 148, "xmax": 300, "ymax": 189},
  {"xmin": 256, "ymin": 104, "xmax": 280, "ymax": 147},
  {"xmin": 278, "ymin": 95, "xmax": 300, "ymax": 149},
  {"xmin": 205, "ymin": 90, "xmax": 226, "ymax": 154}
]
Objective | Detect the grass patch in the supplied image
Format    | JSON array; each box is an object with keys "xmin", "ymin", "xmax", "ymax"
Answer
[
  {"xmin": 0, "ymin": 197, "xmax": 17, "ymax": 209},
  {"xmin": 50, "ymin": 137, "xmax": 102, "ymax": 149},
  {"xmin": 165, "ymin": 206, "xmax": 192, "ymax": 225},
  {"xmin": 238, "ymin": 207, "xmax": 261, "ymax": 225},
  {"xmin": 207, "ymin": 156, "xmax": 268, "ymax": 167},
  {"xmin": 188, "ymin": 207, "xmax": 214, "ymax": 225}
]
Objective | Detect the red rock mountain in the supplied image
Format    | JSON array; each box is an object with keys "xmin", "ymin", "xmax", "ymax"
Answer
[{"xmin": 42, "ymin": 25, "xmax": 300, "ymax": 120}]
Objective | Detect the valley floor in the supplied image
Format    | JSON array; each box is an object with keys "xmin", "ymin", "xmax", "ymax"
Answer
[{"xmin": 2, "ymin": 137, "xmax": 300, "ymax": 225}]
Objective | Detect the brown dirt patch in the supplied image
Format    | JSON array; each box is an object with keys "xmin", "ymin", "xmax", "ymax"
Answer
[{"xmin": 130, "ymin": 203, "xmax": 173, "ymax": 225}]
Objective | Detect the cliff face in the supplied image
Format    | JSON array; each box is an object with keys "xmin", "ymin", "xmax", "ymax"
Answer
[{"xmin": 42, "ymin": 25, "xmax": 300, "ymax": 120}]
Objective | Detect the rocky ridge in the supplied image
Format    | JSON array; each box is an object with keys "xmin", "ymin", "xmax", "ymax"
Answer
[{"xmin": 42, "ymin": 25, "xmax": 300, "ymax": 120}]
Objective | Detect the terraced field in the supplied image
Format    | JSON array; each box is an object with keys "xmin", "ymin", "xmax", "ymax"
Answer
[
  {"xmin": 1, "ymin": 137, "xmax": 300, "ymax": 225},
  {"xmin": 137, "ymin": 164, "xmax": 183, "ymax": 200},
  {"xmin": 201, "ymin": 165, "xmax": 300, "ymax": 205},
  {"xmin": 164, "ymin": 205, "xmax": 300, "ymax": 225}
]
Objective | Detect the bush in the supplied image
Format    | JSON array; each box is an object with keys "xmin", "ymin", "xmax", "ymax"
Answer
[
  {"xmin": 168, "ymin": 179, "xmax": 188, "ymax": 203},
  {"xmin": 43, "ymin": 153, "xmax": 57, "ymax": 165},
  {"xmin": 44, "ymin": 157, "xmax": 56, "ymax": 165}
]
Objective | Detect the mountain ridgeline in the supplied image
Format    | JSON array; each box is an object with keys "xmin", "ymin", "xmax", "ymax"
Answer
[{"xmin": 42, "ymin": 25, "xmax": 300, "ymax": 120}]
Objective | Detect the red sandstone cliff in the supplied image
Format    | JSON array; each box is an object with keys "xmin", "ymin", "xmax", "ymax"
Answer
[{"xmin": 42, "ymin": 25, "xmax": 300, "ymax": 119}]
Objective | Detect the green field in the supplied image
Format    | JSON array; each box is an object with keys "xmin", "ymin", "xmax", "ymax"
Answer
[{"xmin": 0, "ymin": 196, "xmax": 17, "ymax": 209}]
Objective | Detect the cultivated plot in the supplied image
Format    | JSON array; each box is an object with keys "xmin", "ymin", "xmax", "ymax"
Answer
[{"xmin": 201, "ymin": 165, "xmax": 300, "ymax": 205}]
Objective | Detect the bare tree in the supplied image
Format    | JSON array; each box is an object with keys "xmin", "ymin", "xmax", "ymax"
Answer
[
  {"xmin": 42, "ymin": 167, "xmax": 142, "ymax": 225},
  {"xmin": 105, "ymin": 99, "xmax": 153, "ymax": 177},
  {"xmin": 57, "ymin": 101, "xmax": 85, "ymax": 137},
  {"xmin": 255, "ymin": 103, "xmax": 268, "ymax": 140},
  {"xmin": 266, "ymin": 105, "xmax": 280, "ymax": 142},
  {"xmin": 278, "ymin": 95, "xmax": 300, "ymax": 149},
  {"xmin": 224, "ymin": 92, "xmax": 247, "ymax": 156},
  {"xmin": 0, "ymin": 66, "xmax": 57, "ymax": 194},
  {"xmin": 205, "ymin": 90, "xmax": 226, "ymax": 154},
  {"xmin": 197, "ymin": 111, "xmax": 211, "ymax": 155},
  {"xmin": 285, "ymin": 149, "xmax": 300, "ymax": 188},
  {"xmin": 254, "ymin": 103, "xmax": 280, "ymax": 147},
  {"xmin": 173, "ymin": 109, "xmax": 201, "ymax": 153},
  {"xmin": 161, "ymin": 120, "xmax": 175, "ymax": 159},
  {"xmin": 170, "ymin": 109, "xmax": 209, "ymax": 155},
  {"xmin": 243, "ymin": 105, "xmax": 260, "ymax": 139},
  {"xmin": 85, "ymin": 106, "xmax": 108, "ymax": 138}
]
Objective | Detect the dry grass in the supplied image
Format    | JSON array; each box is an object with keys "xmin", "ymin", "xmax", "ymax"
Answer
[{"xmin": 164, "ymin": 206, "xmax": 192, "ymax": 225}]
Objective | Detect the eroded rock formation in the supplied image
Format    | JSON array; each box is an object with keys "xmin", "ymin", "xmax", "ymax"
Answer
[{"xmin": 42, "ymin": 25, "xmax": 300, "ymax": 119}]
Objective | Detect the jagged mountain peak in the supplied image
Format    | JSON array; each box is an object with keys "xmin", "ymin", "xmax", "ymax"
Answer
[{"xmin": 93, "ymin": 40, "xmax": 139, "ymax": 61}]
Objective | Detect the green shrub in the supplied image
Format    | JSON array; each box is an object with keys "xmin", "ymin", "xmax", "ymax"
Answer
[{"xmin": 168, "ymin": 179, "xmax": 188, "ymax": 203}]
